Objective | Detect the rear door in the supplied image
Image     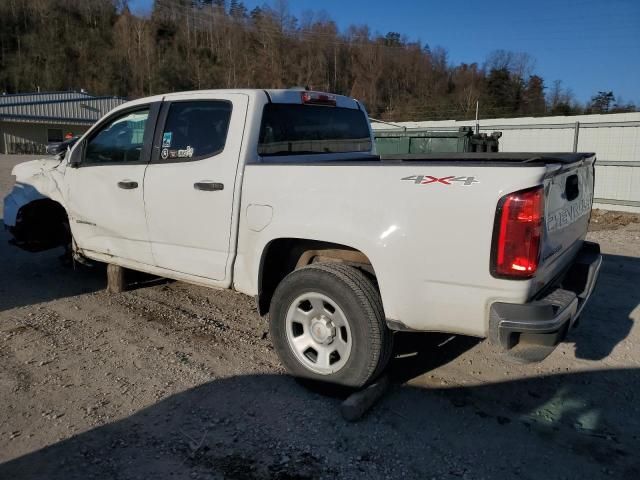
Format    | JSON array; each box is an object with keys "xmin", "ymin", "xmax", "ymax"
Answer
[{"xmin": 143, "ymin": 93, "xmax": 248, "ymax": 281}]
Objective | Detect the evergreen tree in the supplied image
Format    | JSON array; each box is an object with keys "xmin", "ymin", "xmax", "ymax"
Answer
[
  {"xmin": 522, "ymin": 75, "xmax": 546, "ymax": 115},
  {"xmin": 589, "ymin": 91, "xmax": 615, "ymax": 113}
]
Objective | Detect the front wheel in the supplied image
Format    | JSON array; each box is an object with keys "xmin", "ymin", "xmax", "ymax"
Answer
[{"xmin": 269, "ymin": 263, "xmax": 393, "ymax": 388}]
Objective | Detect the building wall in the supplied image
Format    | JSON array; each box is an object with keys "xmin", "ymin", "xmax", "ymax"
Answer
[
  {"xmin": 0, "ymin": 121, "xmax": 89, "ymax": 154},
  {"xmin": 372, "ymin": 112, "xmax": 640, "ymax": 213}
]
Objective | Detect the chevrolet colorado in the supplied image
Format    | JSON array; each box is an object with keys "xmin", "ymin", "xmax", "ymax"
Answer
[{"xmin": 3, "ymin": 89, "xmax": 602, "ymax": 387}]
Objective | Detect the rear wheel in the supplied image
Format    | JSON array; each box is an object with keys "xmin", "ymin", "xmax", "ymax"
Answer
[{"xmin": 269, "ymin": 263, "xmax": 392, "ymax": 388}]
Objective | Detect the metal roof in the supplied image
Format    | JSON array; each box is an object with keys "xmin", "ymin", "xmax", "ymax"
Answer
[
  {"xmin": 0, "ymin": 91, "xmax": 127, "ymax": 124},
  {"xmin": 0, "ymin": 90, "xmax": 97, "ymax": 105}
]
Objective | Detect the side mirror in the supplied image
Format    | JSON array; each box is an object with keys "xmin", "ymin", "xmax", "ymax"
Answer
[{"xmin": 68, "ymin": 141, "xmax": 84, "ymax": 168}]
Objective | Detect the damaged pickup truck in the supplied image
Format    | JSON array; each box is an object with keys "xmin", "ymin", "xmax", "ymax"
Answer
[{"xmin": 4, "ymin": 89, "xmax": 602, "ymax": 387}]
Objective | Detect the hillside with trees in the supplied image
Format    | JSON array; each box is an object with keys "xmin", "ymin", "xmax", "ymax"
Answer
[{"xmin": 0, "ymin": 0, "xmax": 636, "ymax": 120}]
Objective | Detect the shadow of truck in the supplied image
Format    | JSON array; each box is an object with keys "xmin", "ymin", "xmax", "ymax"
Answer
[{"xmin": 1, "ymin": 369, "xmax": 638, "ymax": 479}]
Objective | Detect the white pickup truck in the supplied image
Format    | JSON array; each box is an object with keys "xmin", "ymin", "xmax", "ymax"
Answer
[{"xmin": 4, "ymin": 89, "xmax": 602, "ymax": 387}]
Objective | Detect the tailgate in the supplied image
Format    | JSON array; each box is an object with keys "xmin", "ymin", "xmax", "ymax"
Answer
[{"xmin": 536, "ymin": 155, "xmax": 596, "ymax": 289}]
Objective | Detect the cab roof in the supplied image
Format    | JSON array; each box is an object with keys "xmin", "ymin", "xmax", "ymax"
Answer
[{"xmin": 116, "ymin": 89, "xmax": 361, "ymax": 111}]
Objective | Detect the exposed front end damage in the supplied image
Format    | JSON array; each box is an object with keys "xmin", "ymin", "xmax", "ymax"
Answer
[{"xmin": 3, "ymin": 158, "xmax": 70, "ymax": 252}]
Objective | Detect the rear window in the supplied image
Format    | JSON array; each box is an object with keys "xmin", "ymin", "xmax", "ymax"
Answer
[{"xmin": 258, "ymin": 104, "xmax": 371, "ymax": 156}]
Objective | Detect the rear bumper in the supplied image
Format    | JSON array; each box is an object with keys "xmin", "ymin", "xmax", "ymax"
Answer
[{"xmin": 489, "ymin": 241, "xmax": 602, "ymax": 362}]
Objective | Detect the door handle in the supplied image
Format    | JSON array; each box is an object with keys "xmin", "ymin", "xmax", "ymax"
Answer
[
  {"xmin": 117, "ymin": 180, "xmax": 138, "ymax": 190},
  {"xmin": 194, "ymin": 181, "xmax": 224, "ymax": 191}
]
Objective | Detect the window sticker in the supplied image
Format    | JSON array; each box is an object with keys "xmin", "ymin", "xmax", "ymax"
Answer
[
  {"xmin": 161, "ymin": 148, "xmax": 169, "ymax": 160},
  {"xmin": 177, "ymin": 146, "xmax": 194, "ymax": 158},
  {"xmin": 162, "ymin": 132, "xmax": 173, "ymax": 148}
]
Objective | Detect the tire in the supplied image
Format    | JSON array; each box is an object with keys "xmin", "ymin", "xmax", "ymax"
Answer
[{"xmin": 269, "ymin": 263, "xmax": 393, "ymax": 388}]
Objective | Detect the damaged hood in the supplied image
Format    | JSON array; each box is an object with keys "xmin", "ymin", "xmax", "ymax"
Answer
[
  {"xmin": 3, "ymin": 157, "xmax": 67, "ymax": 227},
  {"xmin": 11, "ymin": 157, "xmax": 64, "ymax": 182}
]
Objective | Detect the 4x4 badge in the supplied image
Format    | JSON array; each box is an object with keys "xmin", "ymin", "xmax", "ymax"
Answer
[{"xmin": 401, "ymin": 175, "xmax": 479, "ymax": 186}]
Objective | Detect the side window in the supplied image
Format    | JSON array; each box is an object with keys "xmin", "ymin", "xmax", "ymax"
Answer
[
  {"xmin": 159, "ymin": 101, "xmax": 232, "ymax": 161},
  {"xmin": 85, "ymin": 108, "xmax": 150, "ymax": 164}
]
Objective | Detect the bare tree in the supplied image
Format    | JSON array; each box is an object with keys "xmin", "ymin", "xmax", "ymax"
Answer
[{"xmin": 3, "ymin": 0, "xmax": 622, "ymax": 120}]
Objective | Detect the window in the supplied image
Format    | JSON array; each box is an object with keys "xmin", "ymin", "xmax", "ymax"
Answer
[
  {"xmin": 257, "ymin": 104, "xmax": 372, "ymax": 156},
  {"xmin": 159, "ymin": 101, "xmax": 232, "ymax": 161},
  {"xmin": 85, "ymin": 108, "xmax": 150, "ymax": 164},
  {"xmin": 47, "ymin": 129, "xmax": 63, "ymax": 143}
]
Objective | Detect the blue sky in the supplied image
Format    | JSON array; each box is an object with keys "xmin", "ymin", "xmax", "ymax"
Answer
[{"xmin": 128, "ymin": 0, "xmax": 640, "ymax": 104}]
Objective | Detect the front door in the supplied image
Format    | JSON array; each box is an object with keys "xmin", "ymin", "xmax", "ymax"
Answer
[
  {"xmin": 143, "ymin": 93, "xmax": 248, "ymax": 281},
  {"xmin": 65, "ymin": 103, "xmax": 159, "ymax": 265}
]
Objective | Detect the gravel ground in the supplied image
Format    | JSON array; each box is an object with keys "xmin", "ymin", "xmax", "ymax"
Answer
[{"xmin": 0, "ymin": 154, "xmax": 639, "ymax": 480}]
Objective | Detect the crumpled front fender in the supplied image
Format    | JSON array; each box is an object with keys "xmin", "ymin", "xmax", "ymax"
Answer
[
  {"xmin": 3, "ymin": 158, "xmax": 66, "ymax": 227},
  {"xmin": 3, "ymin": 185, "xmax": 47, "ymax": 227}
]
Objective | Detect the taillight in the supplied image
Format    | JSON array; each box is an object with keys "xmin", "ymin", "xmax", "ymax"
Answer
[
  {"xmin": 491, "ymin": 186, "xmax": 544, "ymax": 279},
  {"xmin": 301, "ymin": 91, "xmax": 336, "ymax": 106}
]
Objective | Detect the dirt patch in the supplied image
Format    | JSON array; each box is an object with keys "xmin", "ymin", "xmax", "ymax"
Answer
[{"xmin": 589, "ymin": 208, "xmax": 640, "ymax": 231}]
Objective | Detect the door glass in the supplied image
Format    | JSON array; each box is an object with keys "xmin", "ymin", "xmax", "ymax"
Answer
[
  {"xmin": 85, "ymin": 108, "xmax": 150, "ymax": 164},
  {"xmin": 159, "ymin": 101, "xmax": 232, "ymax": 161}
]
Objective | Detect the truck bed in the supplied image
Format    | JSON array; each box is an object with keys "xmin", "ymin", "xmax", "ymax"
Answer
[
  {"xmin": 380, "ymin": 152, "xmax": 596, "ymax": 165},
  {"xmin": 258, "ymin": 152, "xmax": 595, "ymax": 166}
]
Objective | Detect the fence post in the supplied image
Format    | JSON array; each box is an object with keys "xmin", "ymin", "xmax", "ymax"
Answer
[{"xmin": 573, "ymin": 121, "xmax": 580, "ymax": 152}]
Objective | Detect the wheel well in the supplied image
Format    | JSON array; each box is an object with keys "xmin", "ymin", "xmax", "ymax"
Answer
[
  {"xmin": 257, "ymin": 239, "xmax": 375, "ymax": 316},
  {"xmin": 11, "ymin": 199, "xmax": 70, "ymax": 252}
]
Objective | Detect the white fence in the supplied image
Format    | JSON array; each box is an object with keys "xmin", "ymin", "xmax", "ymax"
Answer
[{"xmin": 372, "ymin": 112, "xmax": 640, "ymax": 213}]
